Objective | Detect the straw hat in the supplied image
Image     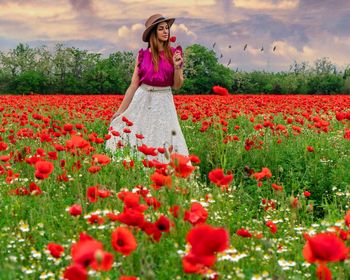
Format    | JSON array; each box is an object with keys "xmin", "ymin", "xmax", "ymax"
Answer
[{"xmin": 142, "ymin": 14, "xmax": 175, "ymax": 42}]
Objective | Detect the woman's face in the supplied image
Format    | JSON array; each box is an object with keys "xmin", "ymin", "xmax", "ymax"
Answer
[{"xmin": 156, "ymin": 22, "xmax": 169, "ymax": 42}]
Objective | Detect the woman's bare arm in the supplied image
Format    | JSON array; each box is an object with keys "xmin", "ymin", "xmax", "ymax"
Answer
[
  {"xmin": 172, "ymin": 50, "xmax": 184, "ymax": 90},
  {"xmin": 111, "ymin": 56, "xmax": 140, "ymax": 120}
]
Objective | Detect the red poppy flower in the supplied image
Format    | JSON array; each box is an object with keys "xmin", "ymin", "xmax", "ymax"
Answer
[
  {"xmin": 90, "ymin": 250, "xmax": 114, "ymax": 271},
  {"xmin": 184, "ymin": 202, "xmax": 208, "ymax": 226},
  {"xmin": 64, "ymin": 264, "xmax": 87, "ymax": 280},
  {"xmin": 120, "ymin": 276, "xmax": 138, "ymax": 280},
  {"xmin": 303, "ymin": 232, "xmax": 348, "ymax": 263},
  {"xmin": 88, "ymin": 165, "xmax": 101, "ymax": 173},
  {"xmin": 253, "ymin": 167, "xmax": 272, "ymax": 181},
  {"xmin": 345, "ymin": 210, "xmax": 350, "ymax": 228},
  {"xmin": 29, "ymin": 182, "xmax": 42, "ymax": 195},
  {"xmin": 169, "ymin": 153, "xmax": 195, "ymax": 178},
  {"xmin": 189, "ymin": 154, "xmax": 201, "ymax": 164},
  {"xmin": 98, "ymin": 189, "xmax": 111, "ymax": 198},
  {"xmin": 116, "ymin": 208, "xmax": 145, "ymax": 227},
  {"xmin": 272, "ymin": 183, "xmax": 283, "ymax": 191},
  {"xmin": 316, "ymin": 264, "xmax": 332, "ymax": 280},
  {"xmin": 138, "ymin": 144, "xmax": 158, "ymax": 156},
  {"xmin": 111, "ymin": 130, "xmax": 120, "ymax": 137},
  {"xmin": 69, "ymin": 204, "xmax": 82, "ymax": 216},
  {"xmin": 187, "ymin": 224, "xmax": 229, "ymax": 257},
  {"xmin": 208, "ymin": 168, "xmax": 233, "ymax": 188},
  {"xmin": 64, "ymin": 123, "xmax": 74, "ymax": 131},
  {"xmin": 170, "ymin": 36, "xmax": 176, "ymax": 42},
  {"xmin": 266, "ymin": 221, "xmax": 277, "ymax": 234},
  {"xmin": 71, "ymin": 233, "xmax": 104, "ymax": 267},
  {"xmin": 144, "ymin": 196, "xmax": 161, "ymax": 210},
  {"xmin": 87, "ymin": 214, "xmax": 104, "ymax": 225},
  {"xmin": 92, "ymin": 154, "xmax": 111, "ymax": 165},
  {"xmin": 304, "ymin": 191, "xmax": 311, "ymax": 198},
  {"xmin": 111, "ymin": 227, "xmax": 137, "ymax": 256},
  {"xmin": 150, "ymin": 171, "xmax": 172, "ymax": 189},
  {"xmin": 155, "ymin": 215, "xmax": 171, "ymax": 232},
  {"xmin": 47, "ymin": 242, "xmax": 64, "ymax": 258},
  {"xmin": 35, "ymin": 160, "xmax": 54, "ymax": 179},
  {"xmin": 182, "ymin": 252, "xmax": 214, "ymax": 274},
  {"xmin": 307, "ymin": 146, "xmax": 314, "ymax": 152},
  {"xmin": 212, "ymin": 85, "xmax": 229, "ymax": 96},
  {"xmin": 87, "ymin": 186, "xmax": 99, "ymax": 203},
  {"xmin": 169, "ymin": 205, "xmax": 180, "ymax": 218},
  {"xmin": 68, "ymin": 135, "xmax": 91, "ymax": 150},
  {"xmin": 236, "ymin": 228, "xmax": 252, "ymax": 238}
]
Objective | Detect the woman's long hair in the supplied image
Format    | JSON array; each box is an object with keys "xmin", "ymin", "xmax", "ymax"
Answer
[{"xmin": 147, "ymin": 22, "xmax": 174, "ymax": 72}]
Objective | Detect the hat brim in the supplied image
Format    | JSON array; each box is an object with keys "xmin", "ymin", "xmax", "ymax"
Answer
[{"xmin": 142, "ymin": 18, "xmax": 175, "ymax": 42}]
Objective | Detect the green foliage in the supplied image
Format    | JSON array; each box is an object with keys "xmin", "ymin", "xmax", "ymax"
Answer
[
  {"xmin": 179, "ymin": 44, "xmax": 233, "ymax": 94},
  {"xmin": 0, "ymin": 43, "xmax": 349, "ymax": 94},
  {"xmin": 7, "ymin": 70, "xmax": 48, "ymax": 94}
]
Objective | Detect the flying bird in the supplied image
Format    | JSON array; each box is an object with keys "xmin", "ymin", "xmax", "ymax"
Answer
[
  {"xmin": 227, "ymin": 59, "xmax": 231, "ymax": 66},
  {"xmin": 212, "ymin": 42, "xmax": 216, "ymax": 48},
  {"xmin": 243, "ymin": 44, "xmax": 247, "ymax": 51},
  {"xmin": 228, "ymin": 45, "xmax": 231, "ymax": 48},
  {"xmin": 261, "ymin": 46, "xmax": 264, "ymax": 52},
  {"xmin": 273, "ymin": 46, "xmax": 277, "ymax": 51},
  {"xmin": 220, "ymin": 53, "xmax": 223, "ymax": 58}
]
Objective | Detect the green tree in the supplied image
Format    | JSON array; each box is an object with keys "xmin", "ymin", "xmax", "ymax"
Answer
[{"xmin": 179, "ymin": 44, "xmax": 233, "ymax": 94}]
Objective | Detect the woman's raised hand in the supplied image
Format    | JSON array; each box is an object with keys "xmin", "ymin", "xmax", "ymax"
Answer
[{"xmin": 173, "ymin": 50, "xmax": 183, "ymax": 69}]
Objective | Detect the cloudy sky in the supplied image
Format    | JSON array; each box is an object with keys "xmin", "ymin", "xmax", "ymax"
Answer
[{"xmin": 0, "ymin": 0, "xmax": 349, "ymax": 71}]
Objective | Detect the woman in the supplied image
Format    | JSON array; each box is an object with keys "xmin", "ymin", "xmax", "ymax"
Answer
[{"xmin": 105, "ymin": 14, "xmax": 189, "ymax": 163}]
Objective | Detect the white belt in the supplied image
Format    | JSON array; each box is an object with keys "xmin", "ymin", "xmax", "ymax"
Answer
[
  {"xmin": 139, "ymin": 84, "xmax": 171, "ymax": 110},
  {"xmin": 140, "ymin": 83, "xmax": 171, "ymax": 92}
]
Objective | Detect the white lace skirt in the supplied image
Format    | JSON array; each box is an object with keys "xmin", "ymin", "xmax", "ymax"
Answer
[{"xmin": 105, "ymin": 83, "xmax": 189, "ymax": 163}]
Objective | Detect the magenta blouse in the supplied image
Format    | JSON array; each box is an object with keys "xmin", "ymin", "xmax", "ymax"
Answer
[{"xmin": 137, "ymin": 46, "xmax": 183, "ymax": 87}]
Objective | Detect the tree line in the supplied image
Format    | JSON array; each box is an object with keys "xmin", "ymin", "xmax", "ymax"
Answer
[{"xmin": 0, "ymin": 43, "xmax": 349, "ymax": 94}]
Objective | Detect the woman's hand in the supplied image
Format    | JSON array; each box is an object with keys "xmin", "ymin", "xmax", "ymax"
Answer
[
  {"xmin": 110, "ymin": 111, "xmax": 121, "ymax": 121},
  {"xmin": 173, "ymin": 50, "xmax": 183, "ymax": 69}
]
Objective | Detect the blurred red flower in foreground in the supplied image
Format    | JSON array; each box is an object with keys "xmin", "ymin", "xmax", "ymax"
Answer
[
  {"xmin": 212, "ymin": 85, "xmax": 229, "ymax": 96},
  {"xmin": 170, "ymin": 36, "xmax": 176, "ymax": 43},
  {"xmin": 183, "ymin": 224, "xmax": 229, "ymax": 274},
  {"xmin": 303, "ymin": 232, "xmax": 349, "ymax": 280},
  {"xmin": 64, "ymin": 232, "xmax": 113, "ymax": 280}
]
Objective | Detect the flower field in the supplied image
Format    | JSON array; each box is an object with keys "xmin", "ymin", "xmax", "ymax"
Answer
[{"xmin": 1, "ymin": 94, "xmax": 350, "ymax": 280}]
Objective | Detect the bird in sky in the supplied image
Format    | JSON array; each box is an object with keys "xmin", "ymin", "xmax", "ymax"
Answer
[
  {"xmin": 227, "ymin": 59, "xmax": 231, "ymax": 66},
  {"xmin": 220, "ymin": 53, "xmax": 223, "ymax": 58},
  {"xmin": 212, "ymin": 42, "xmax": 216, "ymax": 48},
  {"xmin": 273, "ymin": 46, "xmax": 277, "ymax": 51},
  {"xmin": 228, "ymin": 45, "xmax": 231, "ymax": 48},
  {"xmin": 261, "ymin": 46, "xmax": 264, "ymax": 52},
  {"xmin": 243, "ymin": 44, "xmax": 248, "ymax": 51}
]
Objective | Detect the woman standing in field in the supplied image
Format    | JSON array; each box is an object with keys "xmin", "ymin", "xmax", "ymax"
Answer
[{"xmin": 105, "ymin": 14, "xmax": 189, "ymax": 163}]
